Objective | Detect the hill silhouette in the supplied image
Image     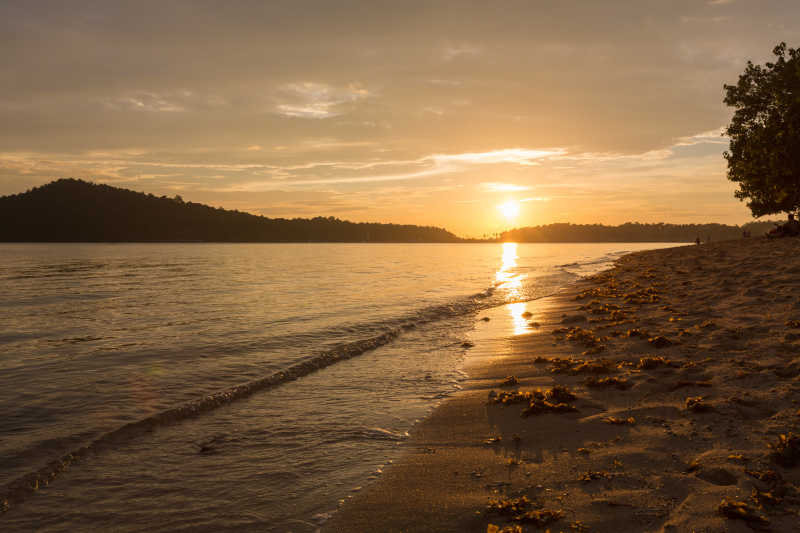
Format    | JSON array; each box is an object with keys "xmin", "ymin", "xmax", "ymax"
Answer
[
  {"xmin": 0, "ymin": 179, "xmax": 778, "ymax": 243},
  {"xmin": 0, "ymin": 179, "xmax": 462, "ymax": 242},
  {"xmin": 500, "ymin": 221, "xmax": 777, "ymax": 243}
]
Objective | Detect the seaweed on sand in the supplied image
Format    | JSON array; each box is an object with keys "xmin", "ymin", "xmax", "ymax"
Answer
[
  {"xmin": 685, "ymin": 396, "xmax": 711, "ymax": 412},
  {"xmin": 490, "ymin": 390, "xmax": 538, "ymax": 405},
  {"xmin": 575, "ymin": 285, "xmax": 619, "ymax": 300},
  {"xmin": 514, "ymin": 509, "xmax": 564, "ymax": 526},
  {"xmin": 745, "ymin": 468, "xmax": 782, "ymax": 485},
  {"xmin": 550, "ymin": 357, "xmax": 617, "ymax": 375},
  {"xmin": 486, "ymin": 496, "xmax": 532, "ymax": 515},
  {"xmin": 579, "ymin": 470, "xmax": 611, "ymax": 482},
  {"xmin": 718, "ymin": 499, "xmax": 770, "ymax": 529},
  {"xmin": 582, "ymin": 345, "xmax": 605, "ymax": 356},
  {"xmin": 605, "ymin": 416, "xmax": 636, "ymax": 425},
  {"xmin": 751, "ymin": 487, "xmax": 782, "ymax": 507},
  {"xmin": 486, "ymin": 525, "xmax": 522, "ymax": 533},
  {"xmin": 565, "ymin": 327, "xmax": 606, "ymax": 348},
  {"xmin": 637, "ymin": 356, "xmax": 677, "ymax": 370},
  {"xmin": 648, "ymin": 336, "xmax": 675, "ymax": 348},
  {"xmin": 584, "ymin": 376, "xmax": 631, "ymax": 390},
  {"xmin": 522, "ymin": 398, "xmax": 577, "ymax": 417},
  {"xmin": 768, "ymin": 433, "xmax": 800, "ymax": 467},
  {"xmin": 546, "ymin": 384, "xmax": 576, "ymax": 403},
  {"xmin": 490, "ymin": 387, "xmax": 579, "ymax": 417},
  {"xmin": 501, "ymin": 375, "xmax": 519, "ymax": 386},
  {"xmin": 624, "ymin": 286, "xmax": 661, "ymax": 304}
]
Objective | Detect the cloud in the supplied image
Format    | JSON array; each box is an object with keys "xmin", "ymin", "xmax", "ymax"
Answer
[
  {"xmin": 481, "ymin": 182, "xmax": 532, "ymax": 192},
  {"xmin": 441, "ymin": 43, "xmax": 483, "ymax": 61},
  {"xmin": 275, "ymin": 82, "xmax": 370, "ymax": 118},
  {"xmin": 432, "ymin": 148, "xmax": 566, "ymax": 166},
  {"xmin": 674, "ymin": 127, "xmax": 728, "ymax": 147},
  {"xmin": 102, "ymin": 92, "xmax": 186, "ymax": 112}
]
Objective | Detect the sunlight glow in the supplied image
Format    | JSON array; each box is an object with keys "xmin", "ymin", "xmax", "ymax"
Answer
[{"xmin": 498, "ymin": 201, "xmax": 521, "ymax": 221}]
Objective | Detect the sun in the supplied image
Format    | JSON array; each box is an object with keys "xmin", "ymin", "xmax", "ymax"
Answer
[{"xmin": 498, "ymin": 200, "xmax": 520, "ymax": 221}]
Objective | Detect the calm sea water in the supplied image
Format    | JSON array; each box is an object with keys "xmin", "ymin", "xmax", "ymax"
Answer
[{"xmin": 0, "ymin": 242, "xmax": 675, "ymax": 531}]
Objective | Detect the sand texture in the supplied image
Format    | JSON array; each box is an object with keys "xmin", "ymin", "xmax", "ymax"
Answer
[{"xmin": 325, "ymin": 238, "xmax": 800, "ymax": 532}]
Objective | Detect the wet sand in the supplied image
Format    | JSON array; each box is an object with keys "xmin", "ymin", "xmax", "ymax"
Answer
[{"xmin": 324, "ymin": 238, "xmax": 800, "ymax": 532}]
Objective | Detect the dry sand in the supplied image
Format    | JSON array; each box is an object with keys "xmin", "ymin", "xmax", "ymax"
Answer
[{"xmin": 324, "ymin": 238, "xmax": 800, "ymax": 532}]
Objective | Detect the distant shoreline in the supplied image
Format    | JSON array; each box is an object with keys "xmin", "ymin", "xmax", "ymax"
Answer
[
  {"xmin": 1, "ymin": 179, "xmax": 779, "ymax": 243},
  {"xmin": 0, "ymin": 240, "xmax": 694, "ymax": 244}
]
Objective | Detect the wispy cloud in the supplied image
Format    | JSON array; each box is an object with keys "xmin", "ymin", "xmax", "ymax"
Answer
[
  {"xmin": 481, "ymin": 182, "xmax": 532, "ymax": 192},
  {"xmin": 441, "ymin": 43, "xmax": 483, "ymax": 61},
  {"xmin": 102, "ymin": 92, "xmax": 187, "ymax": 112},
  {"xmin": 275, "ymin": 82, "xmax": 370, "ymax": 118},
  {"xmin": 674, "ymin": 127, "xmax": 728, "ymax": 147},
  {"xmin": 432, "ymin": 148, "xmax": 566, "ymax": 166}
]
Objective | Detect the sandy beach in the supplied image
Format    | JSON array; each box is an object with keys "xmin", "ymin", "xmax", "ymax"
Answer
[{"xmin": 325, "ymin": 238, "xmax": 800, "ymax": 532}]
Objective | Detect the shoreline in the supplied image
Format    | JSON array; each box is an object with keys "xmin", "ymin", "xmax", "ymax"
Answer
[{"xmin": 324, "ymin": 238, "xmax": 800, "ymax": 532}]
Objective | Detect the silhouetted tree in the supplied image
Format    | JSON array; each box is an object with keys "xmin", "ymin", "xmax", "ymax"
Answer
[{"xmin": 724, "ymin": 42, "xmax": 800, "ymax": 217}]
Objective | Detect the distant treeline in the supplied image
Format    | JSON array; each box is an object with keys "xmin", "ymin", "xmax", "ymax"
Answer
[
  {"xmin": 500, "ymin": 221, "xmax": 779, "ymax": 243},
  {"xmin": 1, "ymin": 179, "xmax": 780, "ymax": 243},
  {"xmin": 0, "ymin": 179, "xmax": 461, "ymax": 242}
]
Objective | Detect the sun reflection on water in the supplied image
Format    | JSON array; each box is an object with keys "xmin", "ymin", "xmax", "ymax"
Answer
[
  {"xmin": 495, "ymin": 242, "xmax": 522, "ymax": 299},
  {"xmin": 508, "ymin": 302, "xmax": 531, "ymax": 336},
  {"xmin": 494, "ymin": 243, "xmax": 532, "ymax": 335}
]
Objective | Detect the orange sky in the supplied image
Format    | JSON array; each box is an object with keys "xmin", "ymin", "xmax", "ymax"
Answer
[{"xmin": 2, "ymin": 1, "xmax": 799, "ymax": 237}]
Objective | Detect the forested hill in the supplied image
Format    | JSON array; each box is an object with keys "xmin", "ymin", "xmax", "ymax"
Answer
[
  {"xmin": 0, "ymin": 179, "xmax": 462, "ymax": 243},
  {"xmin": 500, "ymin": 221, "xmax": 778, "ymax": 243}
]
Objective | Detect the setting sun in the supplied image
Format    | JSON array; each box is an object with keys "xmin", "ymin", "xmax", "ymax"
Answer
[{"xmin": 498, "ymin": 201, "xmax": 521, "ymax": 221}]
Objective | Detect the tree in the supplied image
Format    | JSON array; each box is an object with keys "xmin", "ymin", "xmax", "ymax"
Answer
[{"xmin": 724, "ymin": 42, "xmax": 800, "ymax": 217}]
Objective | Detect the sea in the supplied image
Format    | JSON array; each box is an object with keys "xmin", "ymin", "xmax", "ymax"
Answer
[{"xmin": 0, "ymin": 242, "xmax": 676, "ymax": 531}]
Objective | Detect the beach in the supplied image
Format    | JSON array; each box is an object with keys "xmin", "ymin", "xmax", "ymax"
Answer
[{"xmin": 325, "ymin": 237, "xmax": 800, "ymax": 532}]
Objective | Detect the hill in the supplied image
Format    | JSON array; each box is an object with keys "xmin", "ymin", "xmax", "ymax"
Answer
[
  {"xmin": 500, "ymin": 221, "xmax": 778, "ymax": 243},
  {"xmin": 0, "ymin": 179, "xmax": 462, "ymax": 243}
]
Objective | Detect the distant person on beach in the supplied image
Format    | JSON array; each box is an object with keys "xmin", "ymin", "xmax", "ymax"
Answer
[
  {"xmin": 695, "ymin": 237, "xmax": 701, "ymax": 245},
  {"xmin": 767, "ymin": 214, "xmax": 800, "ymax": 238},
  {"xmin": 785, "ymin": 214, "xmax": 800, "ymax": 235}
]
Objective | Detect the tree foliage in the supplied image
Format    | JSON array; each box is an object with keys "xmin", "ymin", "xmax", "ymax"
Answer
[
  {"xmin": 500, "ymin": 221, "xmax": 776, "ymax": 243},
  {"xmin": 724, "ymin": 42, "xmax": 800, "ymax": 216}
]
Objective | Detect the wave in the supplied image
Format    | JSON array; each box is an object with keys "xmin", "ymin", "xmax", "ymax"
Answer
[
  {"xmin": 556, "ymin": 250, "xmax": 630, "ymax": 277},
  {"xmin": 0, "ymin": 266, "xmax": 577, "ymax": 514},
  {"xmin": 0, "ymin": 284, "xmax": 506, "ymax": 513},
  {"xmin": 0, "ymin": 329, "xmax": 402, "ymax": 512},
  {"xmin": 319, "ymin": 427, "xmax": 410, "ymax": 445}
]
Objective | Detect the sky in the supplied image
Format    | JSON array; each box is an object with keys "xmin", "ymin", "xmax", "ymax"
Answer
[{"xmin": 2, "ymin": 1, "xmax": 799, "ymax": 237}]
